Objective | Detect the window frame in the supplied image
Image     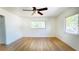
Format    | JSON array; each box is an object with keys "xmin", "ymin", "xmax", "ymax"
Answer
[
  {"xmin": 65, "ymin": 14, "xmax": 79, "ymax": 35},
  {"xmin": 31, "ymin": 20, "xmax": 46, "ymax": 29}
]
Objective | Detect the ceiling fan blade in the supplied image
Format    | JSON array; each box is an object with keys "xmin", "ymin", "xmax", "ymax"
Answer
[
  {"xmin": 38, "ymin": 11, "xmax": 43, "ymax": 15},
  {"xmin": 23, "ymin": 9, "xmax": 33, "ymax": 11},
  {"xmin": 37, "ymin": 7, "xmax": 48, "ymax": 11}
]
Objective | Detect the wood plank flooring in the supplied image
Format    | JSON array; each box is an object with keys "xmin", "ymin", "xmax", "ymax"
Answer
[{"xmin": 0, "ymin": 37, "xmax": 75, "ymax": 51}]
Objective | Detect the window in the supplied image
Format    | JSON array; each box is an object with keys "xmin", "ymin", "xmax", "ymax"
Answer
[
  {"xmin": 31, "ymin": 21, "xmax": 45, "ymax": 28},
  {"xmin": 66, "ymin": 14, "xmax": 79, "ymax": 34}
]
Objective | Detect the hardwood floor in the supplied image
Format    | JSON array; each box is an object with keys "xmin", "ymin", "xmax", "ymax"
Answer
[
  {"xmin": 0, "ymin": 44, "xmax": 7, "ymax": 51},
  {"xmin": 0, "ymin": 37, "xmax": 75, "ymax": 51}
]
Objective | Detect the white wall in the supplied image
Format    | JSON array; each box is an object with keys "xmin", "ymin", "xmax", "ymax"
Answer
[
  {"xmin": 0, "ymin": 8, "xmax": 23, "ymax": 44},
  {"xmin": 5, "ymin": 14, "xmax": 23, "ymax": 44},
  {"xmin": 20, "ymin": 17, "xmax": 56, "ymax": 37},
  {"xmin": 56, "ymin": 7, "xmax": 79, "ymax": 50}
]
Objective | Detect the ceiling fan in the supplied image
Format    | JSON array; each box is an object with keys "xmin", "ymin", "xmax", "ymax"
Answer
[{"xmin": 23, "ymin": 7, "xmax": 48, "ymax": 15}]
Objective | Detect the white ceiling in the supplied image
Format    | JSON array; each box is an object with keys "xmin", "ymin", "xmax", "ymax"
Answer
[{"xmin": 1, "ymin": 7, "xmax": 68, "ymax": 17}]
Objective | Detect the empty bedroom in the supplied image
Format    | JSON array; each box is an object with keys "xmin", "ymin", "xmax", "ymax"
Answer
[{"xmin": 0, "ymin": 7, "xmax": 79, "ymax": 51}]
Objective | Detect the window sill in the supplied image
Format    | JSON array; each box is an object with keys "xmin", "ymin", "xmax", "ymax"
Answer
[{"xmin": 65, "ymin": 31, "xmax": 79, "ymax": 35}]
